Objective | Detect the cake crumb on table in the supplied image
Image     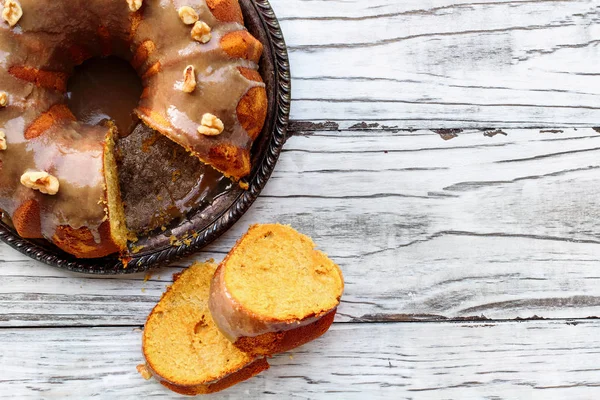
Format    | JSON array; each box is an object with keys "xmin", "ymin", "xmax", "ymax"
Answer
[
  {"xmin": 131, "ymin": 244, "xmax": 145, "ymax": 254},
  {"xmin": 136, "ymin": 364, "xmax": 153, "ymax": 380}
]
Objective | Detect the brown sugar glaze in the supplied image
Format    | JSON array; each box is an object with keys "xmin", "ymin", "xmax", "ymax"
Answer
[
  {"xmin": 0, "ymin": 0, "xmax": 262, "ymax": 247},
  {"xmin": 135, "ymin": 0, "xmax": 263, "ymax": 178}
]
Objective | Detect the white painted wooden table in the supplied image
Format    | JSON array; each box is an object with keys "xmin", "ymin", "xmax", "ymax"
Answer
[{"xmin": 2, "ymin": 0, "xmax": 600, "ymax": 398}]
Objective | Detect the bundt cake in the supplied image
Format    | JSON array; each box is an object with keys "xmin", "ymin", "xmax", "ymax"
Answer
[
  {"xmin": 209, "ymin": 224, "xmax": 344, "ymax": 355},
  {"xmin": 142, "ymin": 261, "xmax": 269, "ymax": 395},
  {"xmin": 0, "ymin": 0, "xmax": 267, "ymax": 258}
]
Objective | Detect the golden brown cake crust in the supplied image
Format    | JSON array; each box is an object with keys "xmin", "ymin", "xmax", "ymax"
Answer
[
  {"xmin": 207, "ymin": 0, "xmax": 244, "ymax": 24},
  {"xmin": 12, "ymin": 199, "xmax": 42, "ymax": 238},
  {"xmin": 8, "ymin": 66, "xmax": 68, "ymax": 92},
  {"xmin": 53, "ymin": 221, "xmax": 121, "ymax": 259},
  {"xmin": 208, "ymin": 144, "xmax": 251, "ymax": 180},
  {"xmin": 234, "ymin": 310, "xmax": 337, "ymax": 355},
  {"xmin": 221, "ymin": 30, "xmax": 264, "ymax": 64},
  {"xmin": 24, "ymin": 104, "xmax": 76, "ymax": 140},
  {"xmin": 146, "ymin": 357, "xmax": 269, "ymax": 395},
  {"xmin": 237, "ymin": 67, "xmax": 268, "ymax": 140},
  {"xmin": 130, "ymin": 40, "xmax": 155, "ymax": 70}
]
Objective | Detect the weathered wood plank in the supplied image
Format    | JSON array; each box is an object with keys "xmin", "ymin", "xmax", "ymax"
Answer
[
  {"xmin": 270, "ymin": 0, "xmax": 600, "ymax": 127},
  {"xmin": 1, "ymin": 321, "xmax": 599, "ymax": 399},
  {"xmin": 2, "ymin": 128, "xmax": 600, "ymax": 325}
]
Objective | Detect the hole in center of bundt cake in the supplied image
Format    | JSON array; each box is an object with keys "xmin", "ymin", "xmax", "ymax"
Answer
[{"xmin": 67, "ymin": 56, "xmax": 143, "ymax": 137}]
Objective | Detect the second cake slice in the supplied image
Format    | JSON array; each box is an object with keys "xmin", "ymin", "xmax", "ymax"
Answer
[
  {"xmin": 142, "ymin": 262, "xmax": 268, "ymax": 395},
  {"xmin": 209, "ymin": 224, "xmax": 344, "ymax": 355}
]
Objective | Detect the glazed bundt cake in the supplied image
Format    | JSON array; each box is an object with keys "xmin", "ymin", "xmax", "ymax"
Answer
[
  {"xmin": 0, "ymin": 0, "xmax": 267, "ymax": 258},
  {"xmin": 142, "ymin": 261, "xmax": 269, "ymax": 395},
  {"xmin": 209, "ymin": 224, "xmax": 344, "ymax": 355}
]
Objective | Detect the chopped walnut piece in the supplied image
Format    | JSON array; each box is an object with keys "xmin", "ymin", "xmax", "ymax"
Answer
[
  {"xmin": 2, "ymin": 0, "xmax": 22, "ymax": 27},
  {"xmin": 191, "ymin": 21, "xmax": 211, "ymax": 43},
  {"xmin": 20, "ymin": 170, "xmax": 59, "ymax": 195},
  {"xmin": 0, "ymin": 91, "xmax": 7, "ymax": 107},
  {"xmin": 178, "ymin": 6, "xmax": 198, "ymax": 25},
  {"xmin": 197, "ymin": 113, "xmax": 224, "ymax": 136},
  {"xmin": 126, "ymin": 0, "xmax": 142, "ymax": 12},
  {"xmin": 0, "ymin": 129, "xmax": 6, "ymax": 150},
  {"xmin": 182, "ymin": 65, "xmax": 196, "ymax": 93}
]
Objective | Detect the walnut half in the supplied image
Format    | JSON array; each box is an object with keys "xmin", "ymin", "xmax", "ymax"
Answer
[
  {"xmin": 0, "ymin": 129, "xmax": 6, "ymax": 150},
  {"xmin": 20, "ymin": 171, "xmax": 59, "ymax": 195},
  {"xmin": 182, "ymin": 65, "xmax": 196, "ymax": 93},
  {"xmin": 0, "ymin": 91, "xmax": 7, "ymax": 107},
  {"xmin": 198, "ymin": 113, "xmax": 224, "ymax": 136},
  {"xmin": 191, "ymin": 21, "xmax": 211, "ymax": 43},
  {"xmin": 178, "ymin": 6, "xmax": 198, "ymax": 25},
  {"xmin": 2, "ymin": 0, "xmax": 22, "ymax": 27},
  {"xmin": 126, "ymin": 0, "xmax": 142, "ymax": 12}
]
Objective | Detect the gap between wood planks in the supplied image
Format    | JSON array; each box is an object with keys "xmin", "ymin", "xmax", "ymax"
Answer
[
  {"xmin": 285, "ymin": 120, "xmax": 600, "ymax": 137},
  {"xmin": 0, "ymin": 317, "xmax": 592, "ymax": 330}
]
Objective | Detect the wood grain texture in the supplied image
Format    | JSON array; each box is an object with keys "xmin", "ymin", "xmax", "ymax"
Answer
[
  {"xmin": 1, "ymin": 321, "xmax": 600, "ymax": 399},
  {"xmin": 2, "ymin": 1, "xmax": 600, "ymax": 396},
  {"xmin": 1, "ymin": 129, "xmax": 600, "ymax": 326},
  {"xmin": 270, "ymin": 0, "xmax": 600, "ymax": 127}
]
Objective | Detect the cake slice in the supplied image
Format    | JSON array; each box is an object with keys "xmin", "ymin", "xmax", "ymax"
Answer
[
  {"xmin": 142, "ymin": 262, "xmax": 269, "ymax": 395},
  {"xmin": 209, "ymin": 224, "xmax": 344, "ymax": 355}
]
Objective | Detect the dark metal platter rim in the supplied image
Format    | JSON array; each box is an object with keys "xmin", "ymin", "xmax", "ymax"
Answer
[{"xmin": 0, "ymin": 0, "xmax": 291, "ymax": 275}]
